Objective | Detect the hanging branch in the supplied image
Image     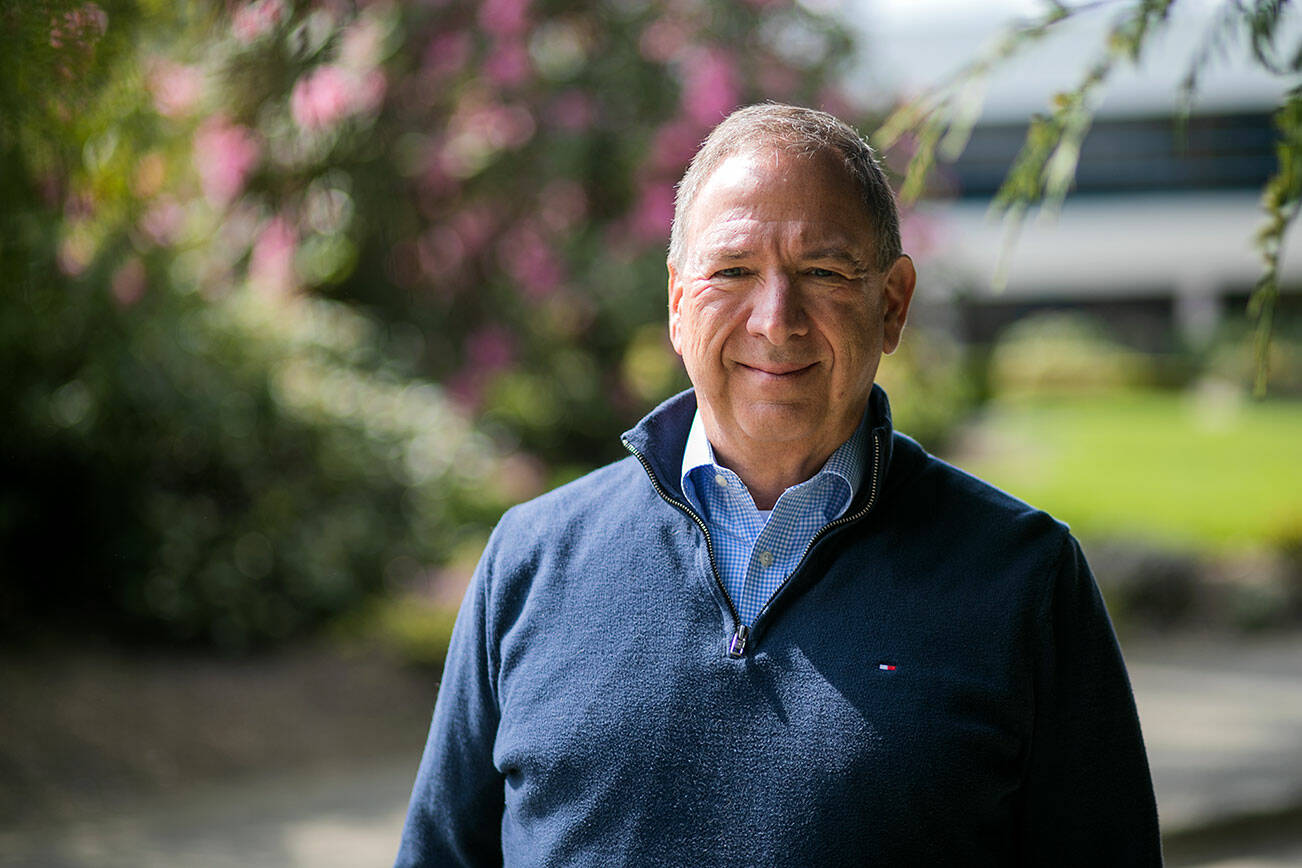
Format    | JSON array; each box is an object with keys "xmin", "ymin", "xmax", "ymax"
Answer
[
  {"xmin": 874, "ymin": 0, "xmax": 1296, "ymax": 393},
  {"xmin": 1252, "ymin": 86, "xmax": 1302, "ymax": 394}
]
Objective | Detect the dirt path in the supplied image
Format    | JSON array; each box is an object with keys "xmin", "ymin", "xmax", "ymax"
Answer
[
  {"xmin": 0, "ymin": 640, "xmax": 438, "ymax": 829},
  {"xmin": 4, "ymin": 631, "xmax": 1302, "ymax": 867}
]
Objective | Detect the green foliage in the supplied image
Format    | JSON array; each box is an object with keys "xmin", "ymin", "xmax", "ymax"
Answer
[
  {"xmin": 1252, "ymin": 87, "xmax": 1302, "ymax": 393},
  {"xmin": 334, "ymin": 595, "xmax": 461, "ymax": 669},
  {"xmin": 1203, "ymin": 313, "xmax": 1302, "ymax": 394},
  {"xmin": 873, "ymin": 0, "xmax": 1296, "ymax": 394},
  {"xmin": 0, "ymin": 1, "xmax": 503, "ymax": 646},
  {"xmin": 1, "ymin": 1, "xmax": 856, "ymax": 645},
  {"xmin": 874, "ymin": 325, "xmax": 978, "ymax": 449},
  {"xmin": 1, "ymin": 253, "xmax": 505, "ymax": 648},
  {"xmin": 118, "ymin": 0, "xmax": 855, "ymax": 469},
  {"xmin": 986, "ymin": 312, "xmax": 1158, "ymax": 397}
]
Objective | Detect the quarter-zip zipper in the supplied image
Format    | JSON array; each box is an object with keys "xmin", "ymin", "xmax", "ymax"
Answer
[
  {"xmin": 623, "ymin": 427, "xmax": 884, "ymax": 659},
  {"xmin": 751, "ymin": 428, "xmax": 884, "ymax": 630},
  {"xmin": 621, "ymin": 437, "xmax": 747, "ymax": 657}
]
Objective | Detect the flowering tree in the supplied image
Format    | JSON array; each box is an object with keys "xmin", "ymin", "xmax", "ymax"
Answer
[
  {"xmin": 1, "ymin": 0, "xmax": 858, "ymax": 644},
  {"xmin": 128, "ymin": 0, "xmax": 856, "ymax": 470}
]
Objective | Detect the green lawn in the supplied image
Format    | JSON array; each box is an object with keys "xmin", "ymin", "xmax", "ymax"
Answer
[{"xmin": 947, "ymin": 391, "xmax": 1302, "ymax": 550}]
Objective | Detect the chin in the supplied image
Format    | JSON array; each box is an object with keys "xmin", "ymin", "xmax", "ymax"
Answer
[{"xmin": 736, "ymin": 406, "xmax": 825, "ymax": 445}]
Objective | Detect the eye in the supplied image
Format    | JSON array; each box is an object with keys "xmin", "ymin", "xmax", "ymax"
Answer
[
  {"xmin": 807, "ymin": 267, "xmax": 842, "ymax": 279},
  {"xmin": 712, "ymin": 267, "xmax": 748, "ymax": 279}
]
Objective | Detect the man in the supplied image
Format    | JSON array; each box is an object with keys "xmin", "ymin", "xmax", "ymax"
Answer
[{"xmin": 396, "ymin": 104, "xmax": 1161, "ymax": 866}]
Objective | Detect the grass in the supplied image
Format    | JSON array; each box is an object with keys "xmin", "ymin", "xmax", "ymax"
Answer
[{"xmin": 948, "ymin": 390, "xmax": 1302, "ymax": 551}]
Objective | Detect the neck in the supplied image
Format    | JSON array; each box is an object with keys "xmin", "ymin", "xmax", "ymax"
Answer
[{"xmin": 708, "ymin": 441, "xmax": 833, "ymax": 511}]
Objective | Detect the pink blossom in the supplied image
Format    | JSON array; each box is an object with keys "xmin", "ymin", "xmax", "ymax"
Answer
[
  {"xmin": 419, "ymin": 151, "xmax": 459, "ymax": 200},
  {"xmin": 63, "ymin": 191, "xmax": 94, "ymax": 221},
  {"xmin": 37, "ymin": 173, "xmax": 63, "ymax": 209},
  {"xmin": 452, "ymin": 207, "xmax": 496, "ymax": 258},
  {"xmin": 630, "ymin": 181, "xmax": 676, "ymax": 244},
  {"xmin": 249, "ymin": 216, "xmax": 297, "ymax": 295},
  {"xmin": 650, "ymin": 118, "xmax": 703, "ymax": 173},
  {"xmin": 56, "ymin": 234, "xmax": 92, "ymax": 277},
  {"xmin": 539, "ymin": 180, "xmax": 587, "ymax": 233},
  {"xmin": 899, "ymin": 209, "xmax": 941, "ymax": 261},
  {"xmin": 483, "ymin": 39, "xmax": 531, "ymax": 88},
  {"xmin": 446, "ymin": 368, "xmax": 486, "ymax": 409},
  {"xmin": 50, "ymin": 3, "xmax": 107, "ymax": 50},
  {"xmin": 473, "ymin": 102, "xmax": 535, "ymax": 149},
  {"xmin": 406, "ymin": 209, "xmax": 497, "ymax": 288},
  {"xmin": 231, "ymin": 0, "xmax": 284, "ymax": 43},
  {"xmin": 193, "ymin": 117, "xmax": 260, "ymax": 207},
  {"xmin": 465, "ymin": 324, "xmax": 516, "ymax": 371},
  {"xmin": 551, "ymin": 91, "xmax": 596, "ymax": 132},
  {"xmin": 478, "ymin": 0, "xmax": 530, "ymax": 38},
  {"xmin": 290, "ymin": 65, "xmax": 387, "ymax": 131},
  {"xmin": 111, "ymin": 258, "xmax": 146, "ymax": 307},
  {"xmin": 422, "ymin": 31, "xmax": 471, "ymax": 79},
  {"xmin": 76, "ymin": 2, "xmax": 108, "ymax": 36},
  {"xmin": 140, "ymin": 198, "xmax": 186, "ymax": 246},
  {"xmin": 354, "ymin": 69, "xmax": 388, "ymax": 114},
  {"xmin": 149, "ymin": 60, "xmax": 204, "ymax": 118},
  {"xmin": 757, "ymin": 62, "xmax": 799, "ymax": 101},
  {"xmin": 448, "ymin": 323, "xmax": 520, "ymax": 410},
  {"xmin": 816, "ymin": 87, "xmax": 854, "ymax": 122},
  {"xmin": 498, "ymin": 224, "xmax": 563, "ymax": 300},
  {"xmin": 438, "ymin": 100, "xmax": 535, "ymax": 175},
  {"xmin": 638, "ymin": 18, "xmax": 687, "ymax": 63},
  {"xmin": 416, "ymin": 227, "xmax": 467, "ymax": 284},
  {"xmin": 681, "ymin": 48, "xmax": 740, "ymax": 126},
  {"xmin": 489, "ymin": 451, "xmax": 547, "ymax": 504},
  {"xmin": 291, "ymin": 66, "xmax": 354, "ymax": 130}
]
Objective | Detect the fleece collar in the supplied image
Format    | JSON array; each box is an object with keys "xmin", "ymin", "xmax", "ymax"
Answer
[{"xmin": 620, "ymin": 384, "xmax": 896, "ymax": 517}]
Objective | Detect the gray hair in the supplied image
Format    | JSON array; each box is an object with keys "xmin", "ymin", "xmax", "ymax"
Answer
[{"xmin": 668, "ymin": 103, "xmax": 902, "ymax": 272}]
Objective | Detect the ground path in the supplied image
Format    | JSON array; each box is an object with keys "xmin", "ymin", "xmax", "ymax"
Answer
[{"xmin": 2, "ymin": 630, "xmax": 1300, "ymax": 867}]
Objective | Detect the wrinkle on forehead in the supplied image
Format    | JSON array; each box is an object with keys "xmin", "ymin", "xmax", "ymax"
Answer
[
  {"xmin": 682, "ymin": 148, "xmax": 876, "ymax": 273},
  {"xmin": 688, "ymin": 215, "xmax": 873, "ymax": 276}
]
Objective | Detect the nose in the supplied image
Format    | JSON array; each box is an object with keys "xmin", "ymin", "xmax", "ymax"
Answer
[{"xmin": 746, "ymin": 270, "xmax": 808, "ymax": 345}]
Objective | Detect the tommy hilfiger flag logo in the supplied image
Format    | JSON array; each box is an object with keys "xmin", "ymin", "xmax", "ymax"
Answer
[{"xmin": 877, "ymin": 663, "xmax": 896, "ymax": 671}]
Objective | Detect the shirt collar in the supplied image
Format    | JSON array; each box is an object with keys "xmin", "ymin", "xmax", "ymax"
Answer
[
  {"xmin": 680, "ymin": 409, "xmax": 866, "ymax": 520},
  {"xmin": 680, "ymin": 410, "xmax": 716, "ymax": 486}
]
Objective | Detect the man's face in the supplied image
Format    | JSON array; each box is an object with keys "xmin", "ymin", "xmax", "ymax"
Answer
[{"xmin": 668, "ymin": 147, "xmax": 914, "ymax": 469}]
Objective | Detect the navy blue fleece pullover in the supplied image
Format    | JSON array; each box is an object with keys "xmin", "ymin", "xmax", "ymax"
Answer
[{"xmin": 395, "ymin": 386, "xmax": 1161, "ymax": 866}]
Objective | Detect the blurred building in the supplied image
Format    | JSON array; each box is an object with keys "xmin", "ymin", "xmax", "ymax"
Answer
[{"xmin": 845, "ymin": 0, "xmax": 1302, "ymax": 348}]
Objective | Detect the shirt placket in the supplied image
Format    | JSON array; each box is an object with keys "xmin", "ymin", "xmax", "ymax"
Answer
[
  {"xmin": 715, "ymin": 472, "xmax": 761, "ymax": 625},
  {"xmin": 744, "ymin": 520, "xmax": 782, "ymax": 625}
]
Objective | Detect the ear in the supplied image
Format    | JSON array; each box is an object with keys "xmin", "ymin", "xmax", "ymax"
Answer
[
  {"xmin": 667, "ymin": 260, "xmax": 685, "ymax": 356},
  {"xmin": 881, "ymin": 254, "xmax": 917, "ymax": 355}
]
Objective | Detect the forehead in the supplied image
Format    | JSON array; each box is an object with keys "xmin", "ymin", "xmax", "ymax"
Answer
[{"xmin": 684, "ymin": 147, "xmax": 873, "ymax": 258}]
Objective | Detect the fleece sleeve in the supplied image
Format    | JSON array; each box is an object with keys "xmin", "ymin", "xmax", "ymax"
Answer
[
  {"xmin": 1017, "ymin": 534, "xmax": 1163, "ymax": 866},
  {"xmin": 394, "ymin": 547, "xmax": 504, "ymax": 868}
]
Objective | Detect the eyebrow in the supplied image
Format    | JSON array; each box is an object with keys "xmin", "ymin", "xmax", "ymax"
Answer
[
  {"xmin": 699, "ymin": 248, "xmax": 752, "ymax": 263},
  {"xmin": 803, "ymin": 248, "xmax": 870, "ymax": 272}
]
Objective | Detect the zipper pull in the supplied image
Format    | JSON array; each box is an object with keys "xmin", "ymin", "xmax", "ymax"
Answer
[{"xmin": 727, "ymin": 624, "xmax": 750, "ymax": 658}]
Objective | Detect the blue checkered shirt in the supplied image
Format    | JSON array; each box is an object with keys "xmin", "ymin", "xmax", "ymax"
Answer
[{"xmin": 680, "ymin": 411, "xmax": 866, "ymax": 626}]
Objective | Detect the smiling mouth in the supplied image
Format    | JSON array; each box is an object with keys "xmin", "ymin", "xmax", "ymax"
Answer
[{"xmin": 738, "ymin": 362, "xmax": 816, "ymax": 377}]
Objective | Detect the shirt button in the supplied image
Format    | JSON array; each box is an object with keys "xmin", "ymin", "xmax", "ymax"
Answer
[
  {"xmin": 714, "ymin": 474, "xmax": 728, "ymax": 488},
  {"xmin": 758, "ymin": 550, "xmax": 774, "ymax": 568}
]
